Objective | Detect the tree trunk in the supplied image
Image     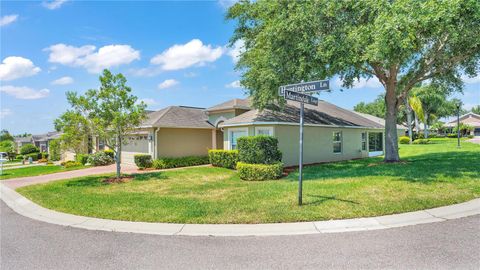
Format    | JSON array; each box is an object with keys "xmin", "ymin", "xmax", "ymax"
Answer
[
  {"xmin": 384, "ymin": 85, "xmax": 400, "ymax": 162},
  {"xmin": 423, "ymin": 112, "xmax": 429, "ymax": 139},
  {"xmin": 405, "ymin": 99, "xmax": 413, "ymax": 144},
  {"xmin": 414, "ymin": 113, "xmax": 419, "ymax": 133},
  {"xmin": 115, "ymin": 135, "xmax": 121, "ymax": 179}
]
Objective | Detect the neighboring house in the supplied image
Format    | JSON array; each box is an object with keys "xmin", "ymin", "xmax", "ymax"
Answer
[
  {"xmin": 13, "ymin": 135, "xmax": 33, "ymax": 152},
  {"xmin": 444, "ymin": 112, "xmax": 480, "ymax": 136},
  {"xmin": 14, "ymin": 132, "xmax": 61, "ymax": 153},
  {"xmin": 122, "ymin": 98, "xmax": 406, "ymax": 166}
]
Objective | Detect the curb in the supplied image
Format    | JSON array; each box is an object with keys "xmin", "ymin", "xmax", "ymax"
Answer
[{"xmin": 1, "ymin": 184, "xmax": 479, "ymax": 237}]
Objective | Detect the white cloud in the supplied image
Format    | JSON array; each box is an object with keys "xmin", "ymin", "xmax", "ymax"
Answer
[
  {"xmin": 225, "ymin": 80, "xmax": 242, "ymax": 88},
  {"xmin": 0, "ymin": 85, "xmax": 50, "ymax": 99},
  {"xmin": 0, "ymin": 56, "xmax": 41, "ymax": 81},
  {"xmin": 227, "ymin": 40, "xmax": 244, "ymax": 63},
  {"xmin": 218, "ymin": 0, "xmax": 238, "ymax": 8},
  {"xmin": 51, "ymin": 76, "xmax": 74, "ymax": 85},
  {"xmin": 137, "ymin": 98, "xmax": 157, "ymax": 106},
  {"xmin": 158, "ymin": 79, "xmax": 179, "ymax": 89},
  {"xmin": 151, "ymin": 39, "xmax": 223, "ymax": 71},
  {"xmin": 45, "ymin": 43, "xmax": 140, "ymax": 73},
  {"xmin": 335, "ymin": 77, "xmax": 382, "ymax": 89},
  {"xmin": 462, "ymin": 75, "xmax": 480, "ymax": 84},
  {"xmin": 0, "ymin": 109, "xmax": 12, "ymax": 119},
  {"xmin": 42, "ymin": 0, "xmax": 67, "ymax": 10},
  {"xmin": 0, "ymin": 14, "xmax": 18, "ymax": 27}
]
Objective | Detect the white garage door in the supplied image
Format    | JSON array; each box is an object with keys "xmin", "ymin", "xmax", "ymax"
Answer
[{"xmin": 121, "ymin": 135, "xmax": 149, "ymax": 165}]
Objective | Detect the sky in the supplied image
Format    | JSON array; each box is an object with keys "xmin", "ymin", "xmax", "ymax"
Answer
[{"xmin": 1, "ymin": 0, "xmax": 479, "ymax": 135}]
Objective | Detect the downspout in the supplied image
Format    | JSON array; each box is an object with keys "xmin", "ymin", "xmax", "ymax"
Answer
[{"xmin": 154, "ymin": 127, "xmax": 159, "ymax": 159}]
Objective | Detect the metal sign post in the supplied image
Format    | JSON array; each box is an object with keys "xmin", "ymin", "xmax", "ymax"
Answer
[{"xmin": 278, "ymin": 79, "xmax": 330, "ymax": 206}]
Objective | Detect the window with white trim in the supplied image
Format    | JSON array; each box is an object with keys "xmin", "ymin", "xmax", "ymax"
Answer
[
  {"xmin": 361, "ymin": 132, "xmax": 367, "ymax": 151},
  {"xmin": 229, "ymin": 129, "xmax": 248, "ymax": 150},
  {"xmin": 255, "ymin": 126, "xmax": 273, "ymax": 136},
  {"xmin": 333, "ymin": 131, "xmax": 342, "ymax": 153}
]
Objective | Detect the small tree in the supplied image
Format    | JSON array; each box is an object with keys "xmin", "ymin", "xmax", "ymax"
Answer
[
  {"xmin": 0, "ymin": 140, "xmax": 16, "ymax": 161},
  {"xmin": 20, "ymin": 144, "xmax": 39, "ymax": 155},
  {"xmin": 58, "ymin": 69, "xmax": 147, "ymax": 179},
  {"xmin": 0, "ymin": 130, "xmax": 14, "ymax": 142},
  {"xmin": 48, "ymin": 139, "xmax": 61, "ymax": 161},
  {"xmin": 471, "ymin": 105, "xmax": 480, "ymax": 115},
  {"xmin": 54, "ymin": 111, "xmax": 90, "ymax": 156}
]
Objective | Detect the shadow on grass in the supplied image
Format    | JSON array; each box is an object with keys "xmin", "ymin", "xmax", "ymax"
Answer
[
  {"xmin": 288, "ymin": 151, "xmax": 480, "ymax": 184},
  {"xmin": 304, "ymin": 194, "xmax": 360, "ymax": 206}
]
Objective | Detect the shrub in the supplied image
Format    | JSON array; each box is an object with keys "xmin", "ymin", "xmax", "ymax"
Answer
[
  {"xmin": 104, "ymin": 149, "xmax": 115, "ymax": 159},
  {"xmin": 237, "ymin": 135, "xmax": 282, "ymax": 164},
  {"xmin": 20, "ymin": 144, "xmax": 39, "ymax": 155},
  {"xmin": 16, "ymin": 154, "xmax": 24, "ymax": 160},
  {"xmin": 447, "ymin": 133, "xmax": 458, "ymax": 138},
  {"xmin": 75, "ymin": 154, "xmax": 90, "ymax": 165},
  {"xmin": 134, "ymin": 154, "xmax": 153, "ymax": 169},
  {"xmin": 87, "ymin": 151, "xmax": 114, "ymax": 166},
  {"xmin": 413, "ymin": 139, "xmax": 430, "ymax": 144},
  {"xmin": 236, "ymin": 162, "xmax": 283, "ymax": 181},
  {"xmin": 38, "ymin": 158, "xmax": 48, "ymax": 163},
  {"xmin": 49, "ymin": 139, "xmax": 61, "ymax": 161},
  {"xmin": 41, "ymin": 152, "xmax": 49, "ymax": 159},
  {"xmin": 24, "ymin": 152, "xmax": 40, "ymax": 161},
  {"xmin": 467, "ymin": 135, "xmax": 474, "ymax": 139},
  {"xmin": 399, "ymin": 136, "xmax": 410, "ymax": 144},
  {"xmin": 152, "ymin": 156, "xmax": 209, "ymax": 169},
  {"xmin": 46, "ymin": 161, "xmax": 54, "ymax": 165},
  {"xmin": 62, "ymin": 160, "xmax": 82, "ymax": 168},
  {"xmin": 208, "ymin": 150, "xmax": 238, "ymax": 169}
]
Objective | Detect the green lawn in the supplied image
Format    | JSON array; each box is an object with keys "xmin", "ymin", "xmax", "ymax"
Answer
[
  {"xmin": 17, "ymin": 138, "xmax": 480, "ymax": 224},
  {"xmin": 1, "ymin": 165, "xmax": 86, "ymax": 180}
]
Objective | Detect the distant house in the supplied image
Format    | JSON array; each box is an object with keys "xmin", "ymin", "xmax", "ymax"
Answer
[
  {"xmin": 444, "ymin": 112, "xmax": 480, "ymax": 136},
  {"xmin": 121, "ymin": 98, "xmax": 406, "ymax": 166}
]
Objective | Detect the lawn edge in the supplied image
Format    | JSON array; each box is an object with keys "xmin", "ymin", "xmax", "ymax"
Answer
[{"xmin": 2, "ymin": 183, "xmax": 479, "ymax": 237}]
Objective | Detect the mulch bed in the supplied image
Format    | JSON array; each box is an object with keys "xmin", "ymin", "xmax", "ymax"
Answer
[{"xmin": 102, "ymin": 175, "xmax": 134, "ymax": 184}]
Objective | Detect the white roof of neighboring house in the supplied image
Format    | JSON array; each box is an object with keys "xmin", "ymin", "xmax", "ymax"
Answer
[{"xmin": 444, "ymin": 112, "xmax": 480, "ymax": 127}]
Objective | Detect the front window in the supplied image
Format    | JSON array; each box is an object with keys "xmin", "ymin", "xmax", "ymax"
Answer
[
  {"xmin": 361, "ymin": 132, "xmax": 367, "ymax": 151},
  {"xmin": 230, "ymin": 129, "xmax": 247, "ymax": 150},
  {"xmin": 333, "ymin": 131, "xmax": 342, "ymax": 153},
  {"xmin": 98, "ymin": 139, "xmax": 105, "ymax": 151},
  {"xmin": 368, "ymin": 132, "xmax": 383, "ymax": 152}
]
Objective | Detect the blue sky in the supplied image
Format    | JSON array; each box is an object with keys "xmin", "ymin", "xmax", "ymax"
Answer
[{"xmin": 1, "ymin": 0, "xmax": 479, "ymax": 134}]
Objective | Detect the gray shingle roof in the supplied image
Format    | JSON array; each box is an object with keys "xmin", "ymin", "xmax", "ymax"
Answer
[
  {"xmin": 352, "ymin": 111, "xmax": 407, "ymax": 130},
  {"xmin": 220, "ymin": 100, "xmax": 386, "ymax": 129},
  {"xmin": 31, "ymin": 131, "xmax": 62, "ymax": 142},
  {"xmin": 14, "ymin": 136, "xmax": 32, "ymax": 143},
  {"xmin": 141, "ymin": 106, "xmax": 214, "ymax": 129},
  {"xmin": 207, "ymin": 98, "xmax": 251, "ymax": 112}
]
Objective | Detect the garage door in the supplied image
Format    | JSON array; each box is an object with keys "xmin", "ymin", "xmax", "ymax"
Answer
[{"xmin": 121, "ymin": 135, "xmax": 149, "ymax": 165}]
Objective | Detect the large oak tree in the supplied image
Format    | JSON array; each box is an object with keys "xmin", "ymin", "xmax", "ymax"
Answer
[{"xmin": 227, "ymin": 0, "xmax": 480, "ymax": 162}]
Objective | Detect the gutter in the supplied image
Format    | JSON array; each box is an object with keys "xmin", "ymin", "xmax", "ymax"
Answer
[{"xmin": 219, "ymin": 121, "xmax": 386, "ymax": 130}]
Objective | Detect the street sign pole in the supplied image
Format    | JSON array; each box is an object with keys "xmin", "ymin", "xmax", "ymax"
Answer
[{"xmin": 298, "ymin": 102, "xmax": 304, "ymax": 206}]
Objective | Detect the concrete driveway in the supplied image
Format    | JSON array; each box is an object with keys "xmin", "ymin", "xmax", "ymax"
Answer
[{"xmin": 1, "ymin": 202, "xmax": 479, "ymax": 270}]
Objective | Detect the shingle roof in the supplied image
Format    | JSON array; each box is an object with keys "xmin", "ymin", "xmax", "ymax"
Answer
[
  {"xmin": 14, "ymin": 136, "xmax": 32, "ymax": 143},
  {"xmin": 31, "ymin": 131, "xmax": 62, "ymax": 142},
  {"xmin": 141, "ymin": 106, "xmax": 214, "ymax": 129},
  {"xmin": 445, "ymin": 112, "xmax": 480, "ymax": 127},
  {"xmin": 352, "ymin": 111, "xmax": 408, "ymax": 130},
  {"xmin": 220, "ymin": 100, "xmax": 386, "ymax": 129},
  {"xmin": 207, "ymin": 98, "xmax": 251, "ymax": 112}
]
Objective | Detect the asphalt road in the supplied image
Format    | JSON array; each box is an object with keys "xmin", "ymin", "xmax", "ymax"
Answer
[{"xmin": 1, "ymin": 201, "xmax": 479, "ymax": 270}]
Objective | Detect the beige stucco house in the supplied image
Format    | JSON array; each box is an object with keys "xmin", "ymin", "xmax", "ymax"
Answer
[
  {"xmin": 444, "ymin": 112, "xmax": 480, "ymax": 136},
  {"xmin": 121, "ymin": 98, "xmax": 406, "ymax": 166}
]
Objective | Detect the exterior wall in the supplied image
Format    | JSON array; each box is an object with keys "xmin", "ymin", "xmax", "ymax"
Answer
[
  {"xmin": 216, "ymin": 130, "xmax": 224, "ymax": 149},
  {"xmin": 208, "ymin": 111, "xmax": 236, "ymax": 127},
  {"xmin": 121, "ymin": 129, "xmax": 153, "ymax": 164},
  {"xmin": 157, "ymin": 128, "xmax": 213, "ymax": 158}
]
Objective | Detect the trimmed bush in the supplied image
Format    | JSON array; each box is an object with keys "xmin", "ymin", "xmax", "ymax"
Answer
[
  {"xmin": 87, "ymin": 151, "xmax": 114, "ymax": 166},
  {"xmin": 38, "ymin": 158, "xmax": 48, "ymax": 163},
  {"xmin": 237, "ymin": 162, "xmax": 283, "ymax": 181},
  {"xmin": 447, "ymin": 133, "xmax": 458, "ymax": 138},
  {"xmin": 104, "ymin": 149, "xmax": 115, "ymax": 159},
  {"xmin": 62, "ymin": 160, "xmax": 82, "ymax": 168},
  {"xmin": 152, "ymin": 156, "xmax": 209, "ymax": 169},
  {"xmin": 413, "ymin": 139, "xmax": 430, "ymax": 144},
  {"xmin": 16, "ymin": 154, "xmax": 24, "ymax": 160},
  {"xmin": 41, "ymin": 152, "xmax": 49, "ymax": 159},
  {"xmin": 24, "ymin": 152, "xmax": 40, "ymax": 161},
  {"xmin": 237, "ymin": 135, "xmax": 282, "ymax": 164},
  {"xmin": 467, "ymin": 135, "xmax": 474, "ymax": 139},
  {"xmin": 208, "ymin": 150, "xmax": 238, "ymax": 169},
  {"xmin": 20, "ymin": 144, "xmax": 39, "ymax": 155},
  {"xmin": 399, "ymin": 136, "xmax": 410, "ymax": 144},
  {"xmin": 134, "ymin": 154, "xmax": 153, "ymax": 169},
  {"xmin": 75, "ymin": 154, "xmax": 90, "ymax": 165}
]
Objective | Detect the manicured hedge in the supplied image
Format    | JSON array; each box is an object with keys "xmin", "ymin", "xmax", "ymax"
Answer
[
  {"xmin": 236, "ymin": 162, "xmax": 283, "ymax": 181},
  {"xmin": 152, "ymin": 156, "xmax": 209, "ymax": 169},
  {"xmin": 208, "ymin": 150, "xmax": 238, "ymax": 169},
  {"xmin": 399, "ymin": 136, "xmax": 410, "ymax": 144},
  {"xmin": 16, "ymin": 154, "xmax": 24, "ymax": 160},
  {"xmin": 20, "ymin": 144, "xmax": 39, "ymax": 155},
  {"xmin": 61, "ymin": 160, "xmax": 82, "ymax": 168},
  {"xmin": 447, "ymin": 133, "xmax": 458, "ymax": 138},
  {"xmin": 413, "ymin": 139, "xmax": 430, "ymax": 144},
  {"xmin": 237, "ymin": 135, "xmax": 282, "ymax": 164},
  {"xmin": 75, "ymin": 154, "xmax": 90, "ymax": 165},
  {"xmin": 134, "ymin": 154, "xmax": 152, "ymax": 169},
  {"xmin": 24, "ymin": 152, "xmax": 40, "ymax": 161}
]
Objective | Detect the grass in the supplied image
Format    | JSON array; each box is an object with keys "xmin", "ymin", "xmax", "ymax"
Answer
[
  {"xmin": 17, "ymin": 138, "xmax": 480, "ymax": 224},
  {"xmin": 1, "ymin": 165, "xmax": 86, "ymax": 180}
]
